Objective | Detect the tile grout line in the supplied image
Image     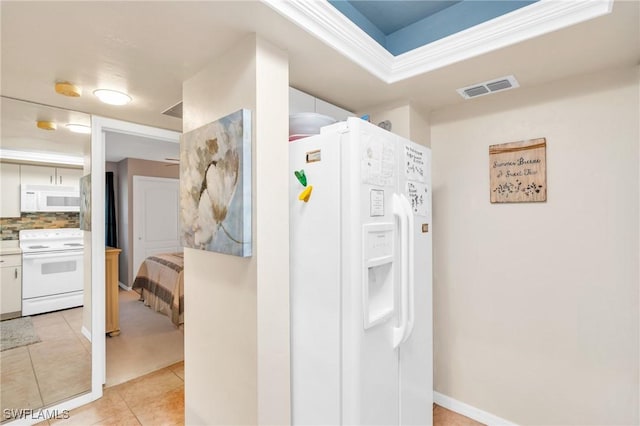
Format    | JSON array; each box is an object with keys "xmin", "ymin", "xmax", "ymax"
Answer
[
  {"xmin": 112, "ymin": 365, "xmax": 184, "ymax": 426},
  {"xmin": 110, "ymin": 386, "xmax": 144, "ymax": 426},
  {"xmin": 26, "ymin": 344, "xmax": 45, "ymax": 411},
  {"xmin": 168, "ymin": 364, "xmax": 184, "ymax": 382},
  {"xmin": 60, "ymin": 310, "xmax": 91, "ymax": 355}
]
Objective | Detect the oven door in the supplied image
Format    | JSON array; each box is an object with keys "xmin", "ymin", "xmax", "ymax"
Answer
[{"xmin": 22, "ymin": 250, "xmax": 84, "ymax": 298}]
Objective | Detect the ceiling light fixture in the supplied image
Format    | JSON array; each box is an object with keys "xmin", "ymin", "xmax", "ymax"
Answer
[
  {"xmin": 55, "ymin": 81, "xmax": 82, "ymax": 97},
  {"xmin": 93, "ymin": 89, "xmax": 132, "ymax": 106},
  {"xmin": 66, "ymin": 124, "xmax": 91, "ymax": 134},
  {"xmin": 36, "ymin": 121, "xmax": 57, "ymax": 131}
]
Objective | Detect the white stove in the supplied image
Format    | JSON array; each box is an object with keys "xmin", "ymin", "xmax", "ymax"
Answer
[
  {"xmin": 20, "ymin": 228, "xmax": 84, "ymax": 253},
  {"xmin": 19, "ymin": 228, "xmax": 84, "ymax": 316}
]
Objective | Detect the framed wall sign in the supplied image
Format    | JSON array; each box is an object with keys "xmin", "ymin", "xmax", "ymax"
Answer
[{"xmin": 489, "ymin": 138, "xmax": 547, "ymax": 203}]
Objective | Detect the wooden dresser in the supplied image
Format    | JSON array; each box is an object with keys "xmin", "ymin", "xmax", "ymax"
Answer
[{"xmin": 105, "ymin": 246, "xmax": 122, "ymax": 336}]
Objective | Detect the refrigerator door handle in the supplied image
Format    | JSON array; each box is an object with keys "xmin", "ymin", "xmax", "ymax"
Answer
[
  {"xmin": 400, "ymin": 194, "xmax": 415, "ymax": 344},
  {"xmin": 392, "ymin": 193, "xmax": 408, "ymax": 349}
]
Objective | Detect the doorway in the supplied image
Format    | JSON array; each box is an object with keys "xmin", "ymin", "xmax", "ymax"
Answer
[{"xmin": 91, "ymin": 117, "xmax": 182, "ymax": 388}]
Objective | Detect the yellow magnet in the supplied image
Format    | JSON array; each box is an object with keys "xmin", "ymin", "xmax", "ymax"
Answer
[{"xmin": 298, "ymin": 185, "xmax": 313, "ymax": 203}]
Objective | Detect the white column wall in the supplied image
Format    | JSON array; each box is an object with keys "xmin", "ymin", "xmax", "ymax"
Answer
[{"xmin": 183, "ymin": 34, "xmax": 290, "ymax": 425}]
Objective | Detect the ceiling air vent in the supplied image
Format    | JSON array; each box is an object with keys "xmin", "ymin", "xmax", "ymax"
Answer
[
  {"xmin": 457, "ymin": 75, "xmax": 519, "ymax": 100},
  {"xmin": 162, "ymin": 101, "xmax": 183, "ymax": 119}
]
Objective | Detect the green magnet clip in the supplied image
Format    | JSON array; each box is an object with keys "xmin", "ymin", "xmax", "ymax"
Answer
[{"xmin": 294, "ymin": 169, "xmax": 307, "ymax": 187}]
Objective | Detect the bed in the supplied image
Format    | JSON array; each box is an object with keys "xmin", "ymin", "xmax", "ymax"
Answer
[{"xmin": 132, "ymin": 252, "xmax": 184, "ymax": 327}]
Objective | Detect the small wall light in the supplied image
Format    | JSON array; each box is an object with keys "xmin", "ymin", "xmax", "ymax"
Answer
[
  {"xmin": 55, "ymin": 82, "xmax": 82, "ymax": 97},
  {"xmin": 36, "ymin": 121, "xmax": 57, "ymax": 131}
]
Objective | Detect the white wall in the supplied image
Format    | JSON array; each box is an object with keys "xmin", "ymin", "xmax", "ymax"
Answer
[
  {"xmin": 365, "ymin": 103, "xmax": 430, "ymax": 147},
  {"xmin": 430, "ymin": 66, "xmax": 639, "ymax": 425},
  {"xmin": 183, "ymin": 34, "xmax": 290, "ymax": 425},
  {"xmin": 367, "ymin": 104, "xmax": 411, "ymax": 139},
  {"xmin": 410, "ymin": 106, "xmax": 430, "ymax": 148},
  {"xmin": 255, "ymin": 37, "xmax": 291, "ymax": 426}
]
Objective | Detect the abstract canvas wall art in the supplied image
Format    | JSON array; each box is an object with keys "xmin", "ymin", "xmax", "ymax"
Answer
[
  {"xmin": 79, "ymin": 174, "xmax": 91, "ymax": 231},
  {"xmin": 180, "ymin": 109, "xmax": 252, "ymax": 257}
]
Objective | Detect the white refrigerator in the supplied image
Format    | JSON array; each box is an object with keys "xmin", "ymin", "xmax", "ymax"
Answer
[{"xmin": 290, "ymin": 117, "xmax": 433, "ymax": 425}]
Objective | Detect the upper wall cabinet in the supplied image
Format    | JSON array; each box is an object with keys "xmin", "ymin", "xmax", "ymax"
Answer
[
  {"xmin": 20, "ymin": 165, "xmax": 83, "ymax": 189},
  {"xmin": 57, "ymin": 167, "xmax": 83, "ymax": 189},
  {"xmin": 0, "ymin": 163, "xmax": 21, "ymax": 218},
  {"xmin": 289, "ymin": 87, "xmax": 353, "ymax": 122}
]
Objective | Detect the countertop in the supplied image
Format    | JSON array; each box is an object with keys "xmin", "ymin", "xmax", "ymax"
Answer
[{"xmin": 0, "ymin": 240, "xmax": 22, "ymax": 255}]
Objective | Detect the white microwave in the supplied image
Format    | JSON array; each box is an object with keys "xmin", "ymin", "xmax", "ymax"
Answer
[{"xmin": 21, "ymin": 184, "xmax": 80, "ymax": 212}]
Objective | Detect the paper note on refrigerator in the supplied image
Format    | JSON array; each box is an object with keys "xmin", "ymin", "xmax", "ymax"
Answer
[
  {"xmin": 405, "ymin": 145, "xmax": 425, "ymax": 182},
  {"xmin": 362, "ymin": 135, "xmax": 395, "ymax": 187},
  {"xmin": 406, "ymin": 181, "xmax": 428, "ymax": 216}
]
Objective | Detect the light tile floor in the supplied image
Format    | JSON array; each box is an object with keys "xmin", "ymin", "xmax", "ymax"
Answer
[
  {"xmin": 0, "ymin": 308, "xmax": 91, "ymax": 422},
  {"xmin": 5, "ymin": 303, "xmax": 479, "ymax": 426},
  {"xmin": 106, "ymin": 289, "xmax": 184, "ymax": 387},
  {"xmin": 37, "ymin": 360, "xmax": 480, "ymax": 426},
  {"xmin": 44, "ymin": 361, "xmax": 185, "ymax": 426}
]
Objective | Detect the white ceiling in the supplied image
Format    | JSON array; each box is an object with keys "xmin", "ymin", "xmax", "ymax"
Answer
[
  {"xmin": 0, "ymin": 97, "xmax": 178, "ymax": 164},
  {"xmin": 1, "ymin": 1, "xmax": 638, "ymax": 157},
  {"xmin": 1, "ymin": 97, "xmax": 91, "ymax": 157},
  {"xmin": 104, "ymin": 132, "xmax": 179, "ymax": 164}
]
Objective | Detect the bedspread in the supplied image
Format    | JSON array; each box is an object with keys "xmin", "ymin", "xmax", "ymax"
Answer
[{"xmin": 132, "ymin": 252, "xmax": 184, "ymax": 326}]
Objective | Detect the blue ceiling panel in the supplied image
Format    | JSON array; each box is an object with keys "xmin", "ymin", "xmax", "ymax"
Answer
[
  {"xmin": 387, "ymin": 1, "xmax": 538, "ymax": 55},
  {"xmin": 329, "ymin": 0, "xmax": 539, "ymax": 56},
  {"xmin": 348, "ymin": 1, "xmax": 461, "ymax": 35},
  {"xmin": 329, "ymin": 0, "xmax": 387, "ymax": 46}
]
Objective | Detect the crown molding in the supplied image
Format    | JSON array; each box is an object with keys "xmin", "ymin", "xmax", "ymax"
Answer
[
  {"xmin": 263, "ymin": 0, "xmax": 614, "ymax": 84},
  {"xmin": 262, "ymin": 0, "xmax": 393, "ymax": 81}
]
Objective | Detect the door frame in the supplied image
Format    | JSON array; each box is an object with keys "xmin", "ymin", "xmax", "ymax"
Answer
[
  {"xmin": 132, "ymin": 175, "xmax": 180, "ymax": 282},
  {"xmin": 90, "ymin": 116, "xmax": 180, "ymax": 401}
]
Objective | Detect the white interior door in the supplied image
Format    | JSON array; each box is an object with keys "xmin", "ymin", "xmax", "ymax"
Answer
[{"xmin": 132, "ymin": 176, "xmax": 180, "ymax": 277}]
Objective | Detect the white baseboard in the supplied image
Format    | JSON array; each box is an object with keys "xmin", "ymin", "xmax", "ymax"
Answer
[
  {"xmin": 81, "ymin": 326, "xmax": 92, "ymax": 342},
  {"xmin": 118, "ymin": 281, "xmax": 132, "ymax": 291},
  {"xmin": 434, "ymin": 391, "xmax": 518, "ymax": 426}
]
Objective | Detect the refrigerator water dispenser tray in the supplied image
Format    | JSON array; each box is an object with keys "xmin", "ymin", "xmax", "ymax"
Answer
[{"xmin": 363, "ymin": 223, "xmax": 394, "ymax": 329}]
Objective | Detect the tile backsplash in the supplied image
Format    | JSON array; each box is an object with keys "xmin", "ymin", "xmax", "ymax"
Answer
[{"xmin": 0, "ymin": 212, "xmax": 80, "ymax": 240}]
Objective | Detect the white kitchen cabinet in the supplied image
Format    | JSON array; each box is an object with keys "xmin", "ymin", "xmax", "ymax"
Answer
[
  {"xmin": 20, "ymin": 164, "xmax": 57, "ymax": 186},
  {"xmin": 0, "ymin": 163, "xmax": 21, "ymax": 217},
  {"xmin": 315, "ymin": 98, "xmax": 353, "ymax": 122},
  {"xmin": 57, "ymin": 167, "xmax": 83, "ymax": 189},
  {"xmin": 20, "ymin": 164, "xmax": 82, "ymax": 189},
  {"xmin": 0, "ymin": 254, "xmax": 22, "ymax": 320},
  {"xmin": 289, "ymin": 87, "xmax": 354, "ymax": 121},
  {"xmin": 290, "ymin": 87, "xmax": 316, "ymax": 115}
]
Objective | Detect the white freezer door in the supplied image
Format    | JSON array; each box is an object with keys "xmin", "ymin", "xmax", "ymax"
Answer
[{"xmin": 290, "ymin": 134, "xmax": 342, "ymax": 425}]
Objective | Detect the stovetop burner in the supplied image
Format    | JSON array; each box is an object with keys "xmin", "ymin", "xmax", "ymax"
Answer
[{"xmin": 19, "ymin": 228, "xmax": 84, "ymax": 253}]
